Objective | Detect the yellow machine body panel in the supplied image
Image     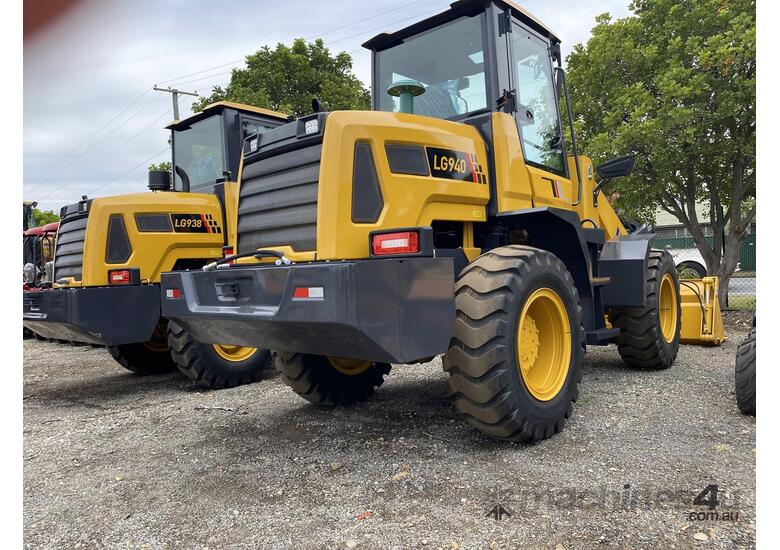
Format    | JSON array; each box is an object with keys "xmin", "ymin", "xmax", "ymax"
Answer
[
  {"xmin": 491, "ymin": 112, "xmax": 533, "ymax": 212},
  {"xmin": 317, "ymin": 111, "xmax": 490, "ymax": 260},
  {"xmin": 571, "ymin": 156, "xmax": 627, "ymax": 239},
  {"xmin": 679, "ymin": 277, "xmax": 726, "ymax": 346},
  {"xmin": 61, "ymin": 192, "xmax": 225, "ymax": 287}
]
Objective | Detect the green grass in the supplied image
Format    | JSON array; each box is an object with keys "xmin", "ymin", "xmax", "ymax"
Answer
[{"xmin": 725, "ymin": 295, "xmax": 756, "ymax": 311}]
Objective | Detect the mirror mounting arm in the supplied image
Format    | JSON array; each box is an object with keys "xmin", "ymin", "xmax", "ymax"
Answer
[
  {"xmin": 495, "ymin": 89, "xmax": 517, "ymax": 114},
  {"xmin": 553, "ymin": 67, "xmax": 582, "ymax": 206}
]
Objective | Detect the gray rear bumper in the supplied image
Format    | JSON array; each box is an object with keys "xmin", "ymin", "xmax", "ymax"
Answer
[
  {"xmin": 22, "ymin": 286, "xmax": 161, "ymax": 346},
  {"xmin": 160, "ymin": 258, "xmax": 455, "ymax": 364}
]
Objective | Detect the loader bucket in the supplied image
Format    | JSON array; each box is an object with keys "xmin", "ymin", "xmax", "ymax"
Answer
[{"xmin": 678, "ymin": 277, "xmax": 726, "ymax": 346}]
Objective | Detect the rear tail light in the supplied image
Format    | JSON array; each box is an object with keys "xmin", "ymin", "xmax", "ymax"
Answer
[
  {"xmin": 109, "ymin": 270, "xmax": 131, "ymax": 284},
  {"xmin": 371, "ymin": 231, "xmax": 419, "ymax": 255},
  {"xmin": 222, "ymin": 246, "xmax": 235, "ymax": 265},
  {"xmin": 108, "ymin": 268, "xmax": 141, "ymax": 285}
]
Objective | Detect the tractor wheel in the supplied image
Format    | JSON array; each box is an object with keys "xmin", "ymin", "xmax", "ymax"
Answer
[
  {"xmin": 611, "ymin": 250, "xmax": 681, "ymax": 370},
  {"xmin": 443, "ymin": 246, "xmax": 585, "ymax": 443},
  {"xmin": 167, "ymin": 320, "xmax": 271, "ymax": 389},
  {"xmin": 23, "ymin": 327, "xmax": 35, "ymax": 339},
  {"xmin": 107, "ymin": 320, "xmax": 176, "ymax": 375},
  {"xmin": 677, "ymin": 260, "xmax": 707, "ymax": 279},
  {"xmin": 735, "ymin": 327, "xmax": 756, "ymax": 416},
  {"xmin": 275, "ymin": 352, "xmax": 391, "ymax": 406}
]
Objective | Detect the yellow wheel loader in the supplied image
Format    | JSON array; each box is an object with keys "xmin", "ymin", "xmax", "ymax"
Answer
[
  {"xmin": 23, "ymin": 102, "xmax": 289, "ymax": 388},
  {"xmin": 161, "ymin": 0, "xmax": 724, "ymax": 438}
]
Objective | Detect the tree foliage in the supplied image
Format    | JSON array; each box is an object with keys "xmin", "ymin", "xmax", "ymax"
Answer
[
  {"xmin": 567, "ymin": 0, "xmax": 755, "ymax": 304},
  {"xmin": 149, "ymin": 161, "xmax": 172, "ymax": 173},
  {"xmin": 33, "ymin": 208, "xmax": 59, "ymax": 226},
  {"xmin": 193, "ymin": 39, "xmax": 370, "ymax": 117}
]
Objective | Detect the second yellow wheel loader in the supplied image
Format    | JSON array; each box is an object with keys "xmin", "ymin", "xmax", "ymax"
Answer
[
  {"xmin": 23, "ymin": 102, "xmax": 289, "ymax": 388},
  {"xmin": 162, "ymin": 0, "xmax": 724, "ymax": 438}
]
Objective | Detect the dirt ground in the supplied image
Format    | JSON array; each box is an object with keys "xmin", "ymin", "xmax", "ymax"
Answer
[{"xmin": 23, "ymin": 315, "xmax": 755, "ymax": 549}]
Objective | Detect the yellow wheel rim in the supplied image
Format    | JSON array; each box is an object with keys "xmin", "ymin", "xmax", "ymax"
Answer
[
  {"xmin": 143, "ymin": 322, "xmax": 169, "ymax": 353},
  {"xmin": 516, "ymin": 288, "xmax": 572, "ymax": 402},
  {"xmin": 659, "ymin": 273, "xmax": 678, "ymax": 343},
  {"xmin": 212, "ymin": 344, "xmax": 258, "ymax": 363},
  {"xmin": 327, "ymin": 356, "xmax": 372, "ymax": 376}
]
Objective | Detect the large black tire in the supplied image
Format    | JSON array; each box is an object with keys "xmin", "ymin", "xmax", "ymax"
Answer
[
  {"xmin": 611, "ymin": 250, "xmax": 681, "ymax": 370},
  {"xmin": 275, "ymin": 352, "xmax": 391, "ymax": 406},
  {"xmin": 167, "ymin": 320, "xmax": 271, "ymax": 389},
  {"xmin": 23, "ymin": 326, "xmax": 35, "ymax": 340},
  {"xmin": 107, "ymin": 343, "xmax": 176, "ymax": 375},
  {"xmin": 107, "ymin": 319, "xmax": 176, "ymax": 375},
  {"xmin": 735, "ymin": 327, "xmax": 756, "ymax": 416},
  {"xmin": 443, "ymin": 246, "xmax": 585, "ymax": 443}
]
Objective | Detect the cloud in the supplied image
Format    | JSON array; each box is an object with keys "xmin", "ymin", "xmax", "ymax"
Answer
[{"xmin": 24, "ymin": 0, "xmax": 633, "ymax": 211}]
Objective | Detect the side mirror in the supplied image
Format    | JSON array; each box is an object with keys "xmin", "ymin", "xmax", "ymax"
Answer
[
  {"xmin": 595, "ymin": 154, "xmax": 636, "ymax": 179},
  {"xmin": 592, "ymin": 154, "xmax": 636, "ymax": 208}
]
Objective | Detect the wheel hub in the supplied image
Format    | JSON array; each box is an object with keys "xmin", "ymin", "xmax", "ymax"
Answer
[
  {"xmin": 518, "ymin": 316, "xmax": 540, "ymax": 372},
  {"xmin": 212, "ymin": 344, "xmax": 258, "ymax": 363},
  {"xmin": 658, "ymin": 273, "xmax": 678, "ymax": 343},
  {"xmin": 516, "ymin": 288, "xmax": 572, "ymax": 402},
  {"xmin": 327, "ymin": 356, "xmax": 372, "ymax": 376}
]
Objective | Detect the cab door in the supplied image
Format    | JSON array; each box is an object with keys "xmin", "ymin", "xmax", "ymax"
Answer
[{"xmin": 508, "ymin": 22, "xmax": 573, "ymax": 209}]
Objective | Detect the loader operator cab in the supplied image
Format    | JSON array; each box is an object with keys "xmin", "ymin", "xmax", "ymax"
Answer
[
  {"xmin": 369, "ymin": 0, "xmax": 571, "ymax": 179},
  {"xmin": 168, "ymin": 101, "xmax": 287, "ymax": 192}
]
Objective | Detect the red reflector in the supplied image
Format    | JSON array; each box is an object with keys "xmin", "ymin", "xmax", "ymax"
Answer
[
  {"xmin": 292, "ymin": 286, "xmax": 324, "ymax": 300},
  {"xmin": 372, "ymin": 231, "xmax": 419, "ymax": 255},
  {"xmin": 293, "ymin": 287, "xmax": 309, "ymax": 299},
  {"xmin": 223, "ymin": 246, "xmax": 234, "ymax": 258},
  {"xmin": 109, "ymin": 270, "xmax": 131, "ymax": 284},
  {"xmin": 166, "ymin": 288, "xmax": 181, "ymax": 299}
]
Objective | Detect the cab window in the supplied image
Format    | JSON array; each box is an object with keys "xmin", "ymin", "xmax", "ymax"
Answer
[
  {"xmin": 376, "ymin": 15, "xmax": 487, "ymax": 119},
  {"xmin": 510, "ymin": 25, "xmax": 566, "ymax": 176},
  {"xmin": 241, "ymin": 117, "xmax": 274, "ymax": 140},
  {"xmin": 172, "ymin": 116, "xmax": 226, "ymax": 192}
]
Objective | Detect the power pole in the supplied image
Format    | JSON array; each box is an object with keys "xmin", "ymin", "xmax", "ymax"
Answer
[{"xmin": 153, "ymin": 86, "xmax": 199, "ymax": 121}]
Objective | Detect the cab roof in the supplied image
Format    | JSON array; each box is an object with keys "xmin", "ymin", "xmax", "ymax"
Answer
[
  {"xmin": 362, "ymin": 0, "xmax": 560, "ymax": 51},
  {"xmin": 166, "ymin": 101, "xmax": 288, "ymax": 130}
]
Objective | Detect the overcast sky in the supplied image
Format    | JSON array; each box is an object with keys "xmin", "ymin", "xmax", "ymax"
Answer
[{"xmin": 23, "ymin": 0, "xmax": 630, "ymax": 211}]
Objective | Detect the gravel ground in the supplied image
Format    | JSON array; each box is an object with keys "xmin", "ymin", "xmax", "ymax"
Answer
[{"xmin": 24, "ymin": 317, "xmax": 755, "ymax": 549}]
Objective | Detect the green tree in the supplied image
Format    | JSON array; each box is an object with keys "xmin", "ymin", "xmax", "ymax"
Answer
[
  {"xmin": 567, "ymin": 0, "xmax": 755, "ymax": 306},
  {"xmin": 149, "ymin": 161, "xmax": 172, "ymax": 173},
  {"xmin": 33, "ymin": 208, "xmax": 59, "ymax": 226},
  {"xmin": 193, "ymin": 38, "xmax": 370, "ymax": 117}
]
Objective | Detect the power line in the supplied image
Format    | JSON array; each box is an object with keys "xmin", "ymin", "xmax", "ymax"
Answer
[
  {"xmin": 40, "ymin": 146, "xmax": 170, "ymax": 202},
  {"xmin": 156, "ymin": 0, "xmax": 433, "ymax": 87},
  {"xmin": 176, "ymin": 2, "xmax": 452, "ymax": 95},
  {"xmin": 87, "ymin": 109, "xmax": 172, "ymax": 171},
  {"xmin": 88, "ymin": 147, "xmax": 171, "ymax": 196},
  {"xmin": 27, "ymin": 88, "xmax": 152, "ymax": 186},
  {"xmin": 25, "ymin": 91, "xmax": 165, "ymax": 194},
  {"xmin": 152, "ymin": 86, "xmax": 199, "ymax": 120}
]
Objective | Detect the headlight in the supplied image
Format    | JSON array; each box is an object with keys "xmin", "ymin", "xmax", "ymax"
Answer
[
  {"xmin": 23, "ymin": 263, "xmax": 37, "ymax": 284},
  {"xmin": 304, "ymin": 119, "xmax": 319, "ymax": 135},
  {"xmin": 249, "ymin": 138, "xmax": 258, "ymax": 152}
]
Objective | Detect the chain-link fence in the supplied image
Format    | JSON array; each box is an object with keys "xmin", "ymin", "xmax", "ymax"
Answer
[{"xmin": 656, "ymin": 235, "xmax": 756, "ymax": 311}]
